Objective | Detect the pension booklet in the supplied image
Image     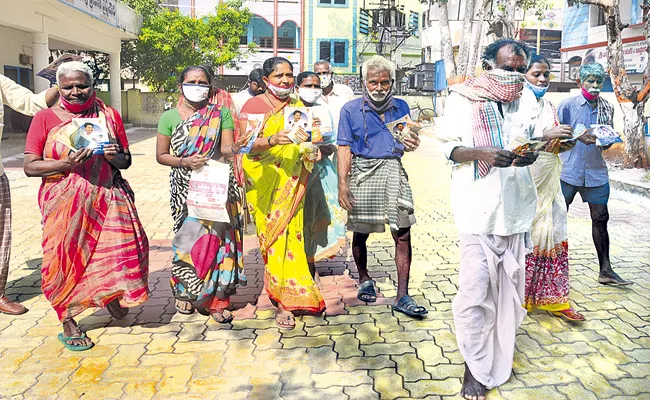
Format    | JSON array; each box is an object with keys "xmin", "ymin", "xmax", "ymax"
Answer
[
  {"xmin": 284, "ymin": 107, "xmax": 313, "ymax": 132},
  {"xmin": 36, "ymin": 53, "xmax": 83, "ymax": 84},
  {"xmin": 238, "ymin": 113, "xmax": 265, "ymax": 154},
  {"xmin": 385, "ymin": 115, "xmax": 420, "ymax": 143},
  {"xmin": 55, "ymin": 118, "xmax": 111, "ymax": 154},
  {"xmin": 310, "ymin": 106, "xmax": 334, "ymax": 143}
]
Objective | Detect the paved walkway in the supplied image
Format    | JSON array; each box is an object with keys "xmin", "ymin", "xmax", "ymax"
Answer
[{"xmin": 1, "ymin": 129, "xmax": 649, "ymax": 399}]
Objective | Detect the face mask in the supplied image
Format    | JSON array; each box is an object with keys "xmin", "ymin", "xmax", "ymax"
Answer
[
  {"xmin": 267, "ymin": 83, "xmax": 294, "ymax": 99},
  {"xmin": 298, "ymin": 88, "xmax": 322, "ymax": 104},
  {"xmin": 182, "ymin": 84, "xmax": 210, "ymax": 103},
  {"xmin": 59, "ymin": 92, "xmax": 97, "ymax": 113},
  {"xmin": 581, "ymin": 87, "xmax": 600, "ymax": 101},
  {"xmin": 318, "ymin": 74, "xmax": 333, "ymax": 88},
  {"xmin": 526, "ymin": 80, "xmax": 549, "ymax": 98}
]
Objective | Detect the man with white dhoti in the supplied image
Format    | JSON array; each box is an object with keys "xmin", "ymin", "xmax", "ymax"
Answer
[{"xmin": 436, "ymin": 38, "xmax": 539, "ymax": 399}]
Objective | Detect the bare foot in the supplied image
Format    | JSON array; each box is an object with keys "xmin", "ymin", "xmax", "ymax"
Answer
[
  {"xmin": 460, "ymin": 363, "xmax": 486, "ymax": 400},
  {"xmin": 275, "ymin": 305, "xmax": 296, "ymax": 330},
  {"xmin": 62, "ymin": 319, "xmax": 93, "ymax": 348}
]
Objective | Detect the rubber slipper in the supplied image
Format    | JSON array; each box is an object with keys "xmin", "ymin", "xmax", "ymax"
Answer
[
  {"xmin": 551, "ymin": 308, "xmax": 585, "ymax": 322},
  {"xmin": 598, "ymin": 276, "xmax": 633, "ymax": 286},
  {"xmin": 211, "ymin": 310, "xmax": 234, "ymax": 324},
  {"xmin": 357, "ymin": 280, "xmax": 377, "ymax": 303},
  {"xmin": 106, "ymin": 299, "xmax": 129, "ymax": 320},
  {"xmin": 58, "ymin": 332, "xmax": 94, "ymax": 352},
  {"xmin": 392, "ymin": 295, "xmax": 428, "ymax": 318},
  {"xmin": 175, "ymin": 299, "xmax": 195, "ymax": 315}
]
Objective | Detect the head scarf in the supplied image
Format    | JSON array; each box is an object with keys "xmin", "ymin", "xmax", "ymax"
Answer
[{"xmin": 449, "ymin": 69, "xmax": 525, "ymax": 179}]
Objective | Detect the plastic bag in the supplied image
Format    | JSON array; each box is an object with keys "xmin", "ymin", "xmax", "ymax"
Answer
[{"xmin": 186, "ymin": 161, "xmax": 230, "ymax": 222}]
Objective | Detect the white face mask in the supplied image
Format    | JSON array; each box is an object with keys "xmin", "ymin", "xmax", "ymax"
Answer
[
  {"xmin": 318, "ymin": 73, "xmax": 333, "ymax": 88},
  {"xmin": 267, "ymin": 83, "xmax": 294, "ymax": 99},
  {"xmin": 299, "ymin": 88, "xmax": 322, "ymax": 104},
  {"xmin": 182, "ymin": 84, "xmax": 210, "ymax": 103}
]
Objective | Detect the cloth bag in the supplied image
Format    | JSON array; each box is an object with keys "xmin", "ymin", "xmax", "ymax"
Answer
[{"xmin": 187, "ymin": 160, "xmax": 230, "ymax": 222}]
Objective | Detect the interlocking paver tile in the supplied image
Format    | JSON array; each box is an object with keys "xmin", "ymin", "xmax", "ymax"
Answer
[{"xmin": 2, "ymin": 132, "xmax": 649, "ymax": 399}]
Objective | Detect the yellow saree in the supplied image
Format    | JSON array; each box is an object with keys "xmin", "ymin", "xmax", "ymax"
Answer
[{"xmin": 241, "ymin": 96, "xmax": 325, "ymax": 313}]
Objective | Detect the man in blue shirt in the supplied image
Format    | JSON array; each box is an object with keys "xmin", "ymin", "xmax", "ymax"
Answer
[
  {"xmin": 337, "ymin": 55, "xmax": 426, "ymax": 318},
  {"xmin": 557, "ymin": 63, "xmax": 632, "ymax": 286}
]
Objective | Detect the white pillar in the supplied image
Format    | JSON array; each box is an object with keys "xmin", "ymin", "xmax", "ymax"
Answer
[
  {"xmin": 109, "ymin": 51, "xmax": 122, "ymax": 114},
  {"xmin": 32, "ymin": 32, "xmax": 50, "ymax": 93}
]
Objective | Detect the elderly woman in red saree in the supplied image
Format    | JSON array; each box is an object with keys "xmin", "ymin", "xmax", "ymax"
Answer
[
  {"xmin": 24, "ymin": 61, "xmax": 149, "ymax": 351},
  {"xmin": 240, "ymin": 57, "xmax": 325, "ymax": 330}
]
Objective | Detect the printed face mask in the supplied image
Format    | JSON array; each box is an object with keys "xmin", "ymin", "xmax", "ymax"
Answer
[
  {"xmin": 318, "ymin": 74, "xmax": 333, "ymax": 88},
  {"xmin": 182, "ymin": 84, "xmax": 210, "ymax": 103},
  {"xmin": 267, "ymin": 83, "xmax": 294, "ymax": 99},
  {"xmin": 299, "ymin": 88, "xmax": 323, "ymax": 104}
]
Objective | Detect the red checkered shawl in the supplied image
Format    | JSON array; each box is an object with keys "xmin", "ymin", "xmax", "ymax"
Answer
[{"xmin": 449, "ymin": 70, "xmax": 525, "ymax": 179}]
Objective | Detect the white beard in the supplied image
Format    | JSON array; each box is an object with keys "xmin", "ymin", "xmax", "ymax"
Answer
[{"xmin": 369, "ymin": 90, "xmax": 388, "ymax": 102}]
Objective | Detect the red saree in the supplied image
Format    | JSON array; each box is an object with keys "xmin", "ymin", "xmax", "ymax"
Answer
[{"xmin": 27, "ymin": 100, "xmax": 149, "ymax": 321}]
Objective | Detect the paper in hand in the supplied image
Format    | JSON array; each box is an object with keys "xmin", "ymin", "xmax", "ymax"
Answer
[{"xmin": 37, "ymin": 54, "xmax": 84, "ymax": 84}]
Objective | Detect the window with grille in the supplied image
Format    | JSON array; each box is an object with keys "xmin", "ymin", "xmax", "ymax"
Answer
[{"xmin": 318, "ymin": 39, "xmax": 348, "ymax": 66}]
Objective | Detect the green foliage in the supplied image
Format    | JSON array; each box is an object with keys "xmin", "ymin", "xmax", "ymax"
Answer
[{"xmin": 121, "ymin": 0, "xmax": 254, "ymax": 91}]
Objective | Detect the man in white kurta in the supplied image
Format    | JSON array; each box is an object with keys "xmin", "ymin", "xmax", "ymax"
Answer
[
  {"xmin": 0, "ymin": 74, "xmax": 57, "ymax": 315},
  {"xmin": 436, "ymin": 39, "xmax": 538, "ymax": 400}
]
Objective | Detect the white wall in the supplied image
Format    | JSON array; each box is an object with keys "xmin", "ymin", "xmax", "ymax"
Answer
[{"xmin": 0, "ymin": 26, "xmax": 34, "ymax": 74}]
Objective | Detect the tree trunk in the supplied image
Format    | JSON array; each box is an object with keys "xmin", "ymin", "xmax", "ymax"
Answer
[
  {"xmin": 466, "ymin": 2, "xmax": 488, "ymax": 77},
  {"xmin": 619, "ymin": 102, "xmax": 648, "ymax": 168},
  {"xmin": 602, "ymin": 3, "xmax": 649, "ymax": 168},
  {"xmin": 456, "ymin": 0, "xmax": 477, "ymax": 77},
  {"xmin": 439, "ymin": 1, "xmax": 458, "ymax": 80},
  {"xmin": 503, "ymin": 0, "xmax": 517, "ymax": 38}
]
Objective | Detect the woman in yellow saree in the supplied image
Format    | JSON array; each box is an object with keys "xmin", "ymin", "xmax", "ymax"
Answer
[{"xmin": 240, "ymin": 57, "xmax": 324, "ymax": 329}]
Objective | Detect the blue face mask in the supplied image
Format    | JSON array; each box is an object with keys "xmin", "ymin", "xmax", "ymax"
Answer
[{"xmin": 526, "ymin": 80, "xmax": 549, "ymax": 98}]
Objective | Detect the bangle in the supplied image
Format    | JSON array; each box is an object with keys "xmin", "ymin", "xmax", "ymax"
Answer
[
  {"xmin": 179, "ymin": 157, "xmax": 185, "ymax": 167},
  {"xmin": 231, "ymin": 143, "xmax": 240, "ymax": 155},
  {"xmin": 268, "ymin": 136, "xmax": 273, "ymax": 147}
]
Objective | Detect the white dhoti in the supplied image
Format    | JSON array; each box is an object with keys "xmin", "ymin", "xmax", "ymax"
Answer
[{"xmin": 452, "ymin": 233, "xmax": 528, "ymax": 389}]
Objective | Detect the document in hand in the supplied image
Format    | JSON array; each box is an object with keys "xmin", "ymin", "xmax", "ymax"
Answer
[{"xmin": 55, "ymin": 118, "xmax": 112, "ymax": 154}]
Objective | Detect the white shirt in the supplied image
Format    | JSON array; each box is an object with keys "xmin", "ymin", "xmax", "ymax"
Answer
[
  {"xmin": 0, "ymin": 74, "xmax": 47, "ymax": 176},
  {"xmin": 319, "ymin": 83, "xmax": 355, "ymax": 129},
  {"xmin": 231, "ymin": 89, "xmax": 253, "ymax": 116},
  {"xmin": 435, "ymin": 91, "xmax": 538, "ymax": 236}
]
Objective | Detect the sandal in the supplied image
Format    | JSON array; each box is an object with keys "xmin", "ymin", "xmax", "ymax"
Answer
[
  {"xmin": 275, "ymin": 313, "xmax": 296, "ymax": 330},
  {"xmin": 210, "ymin": 309, "xmax": 234, "ymax": 324},
  {"xmin": 357, "ymin": 280, "xmax": 377, "ymax": 303},
  {"xmin": 106, "ymin": 299, "xmax": 129, "ymax": 320},
  {"xmin": 392, "ymin": 295, "xmax": 428, "ymax": 318},
  {"xmin": 175, "ymin": 299, "xmax": 195, "ymax": 315},
  {"xmin": 57, "ymin": 332, "xmax": 94, "ymax": 352},
  {"xmin": 551, "ymin": 308, "xmax": 585, "ymax": 322}
]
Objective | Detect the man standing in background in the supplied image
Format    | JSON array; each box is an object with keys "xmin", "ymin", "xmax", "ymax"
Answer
[
  {"xmin": 0, "ymin": 74, "xmax": 58, "ymax": 315},
  {"xmin": 314, "ymin": 60, "xmax": 355, "ymax": 127}
]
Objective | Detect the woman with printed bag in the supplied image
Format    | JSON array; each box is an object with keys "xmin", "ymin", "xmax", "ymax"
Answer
[{"xmin": 156, "ymin": 66, "xmax": 250, "ymax": 323}]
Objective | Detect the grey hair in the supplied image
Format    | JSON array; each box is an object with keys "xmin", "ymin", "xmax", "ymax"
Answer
[
  {"xmin": 362, "ymin": 56, "xmax": 395, "ymax": 81},
  {"xmin": 56, "ymin": 61, "xmax": 94, "ymax": 86},
  {"xmin": 314, "ymin": 60, "xmax": 331, "ymax": 71}
]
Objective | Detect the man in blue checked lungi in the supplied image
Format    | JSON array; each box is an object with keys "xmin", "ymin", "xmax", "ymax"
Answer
[{"xmin": 336, "ymin": 55, "xmax": 427, "ymax": 319}]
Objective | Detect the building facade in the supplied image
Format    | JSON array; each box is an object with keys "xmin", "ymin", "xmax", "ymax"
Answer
[
  {"xmin": 561, "ymin": 0, "xmax": 645, "ymax": 85},
  {"xmin": 182, "ymin": 0, "xmax": 422, "ymax": 90},
  {"xmin": 0, "ymin": 0, "xmax": 140, "ymax": 126}
]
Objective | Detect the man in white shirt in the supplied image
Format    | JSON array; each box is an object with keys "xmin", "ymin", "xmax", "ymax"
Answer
[
  {"xmin": 436, "ymin": 39, "xmax": 538, "ymax": 400},
  {"xmin": 0, "ymin": 74, "xmax": 58, "ymax": 315},
  {"xmin": 314, "ymin": 60, "xmax": 355, "ymax": 128},
  {"xmin": 232, "ymin": 68, "xmax": 265, "ymax": 115}
]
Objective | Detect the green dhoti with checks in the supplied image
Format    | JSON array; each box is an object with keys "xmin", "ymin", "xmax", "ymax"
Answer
[{"xmin": 347, "ymin": 157, "xmax": 416, "ymax": 233}]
